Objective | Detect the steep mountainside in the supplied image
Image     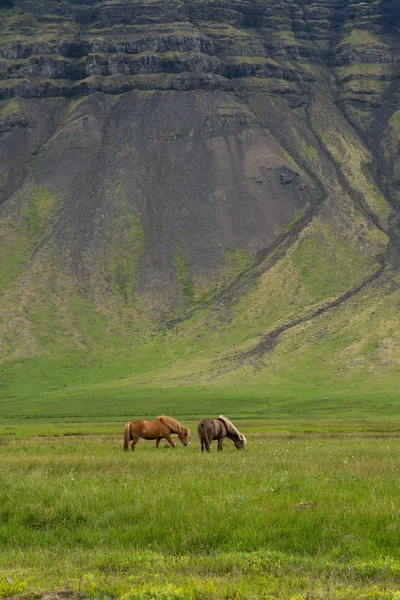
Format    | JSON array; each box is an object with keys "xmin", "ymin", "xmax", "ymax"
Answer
[{"xmin": 0, "ymin": 0, "xmax": 399, "ymax": 417}]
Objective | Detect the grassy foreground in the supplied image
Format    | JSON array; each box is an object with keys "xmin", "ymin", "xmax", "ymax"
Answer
[{"xmin": 1, "ymin": 422, "xmax": 400, "ymax": 599}]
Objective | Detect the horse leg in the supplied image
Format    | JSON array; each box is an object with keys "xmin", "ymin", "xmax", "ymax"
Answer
[
  {"xmin": 217, "ymin": 439, "xmax": 223, "ymax": 452},
  {"xmin": 130, "ymin": 435, "xmax": 140, "ymax": 451},
  {"xmin": 155, "ymin": 438, "xmax": 161, "ymax": 449},
  {"xmin": 165, "ymin": 435, "xmax": 176, "ymax": 449},
  {"xmin": 202, "ymin": 434, "xmax": 211, "ymax": 452}
]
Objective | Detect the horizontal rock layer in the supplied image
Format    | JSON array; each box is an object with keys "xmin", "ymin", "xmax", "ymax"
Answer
[{"xmin": 0, "ymin": 0, "xmax": 398, "ymax": 105}]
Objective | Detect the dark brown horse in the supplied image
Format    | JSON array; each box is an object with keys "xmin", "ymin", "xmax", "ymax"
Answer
[
  {"xmin": 197, "ymin": 415, "xmax": 246, "ymax": 452},
  {"xmin": 123, "ymin": 415, "xmax": 190, "ymax": 451}
]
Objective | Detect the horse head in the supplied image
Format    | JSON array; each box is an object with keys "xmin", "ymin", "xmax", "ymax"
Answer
[
  {"xmin": 178, "ymin": 428, "xmax": 190, "ymax": 446},
  {"xmin": 233, "ymin": 437, "xmax": 245, "ymax": 450}
]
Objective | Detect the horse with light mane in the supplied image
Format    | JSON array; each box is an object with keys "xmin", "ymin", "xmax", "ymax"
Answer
[
  {"xmin": 197, "ymin": 416, "xmax": 246, "ymax": 452},
  {"xmin": 123, "ymin": 416, "xmax": 190, "ymax": 451}
]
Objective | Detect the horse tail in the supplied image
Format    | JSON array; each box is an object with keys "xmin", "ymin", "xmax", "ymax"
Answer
[
  {"xmin": 198, "ymin": 421, "xmax": 209, "ymax": 446},
  {"xmin": 123, "ymin": 422, "xmax": 131, "ymax": 452},
  {"xmin": 197, "ymin": 421, "xmax": 204, "ymax": 440}
]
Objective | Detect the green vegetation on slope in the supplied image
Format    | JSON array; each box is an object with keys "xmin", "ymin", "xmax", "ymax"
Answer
[
  {"xmin": 341, "ymin": 29, "xmax": 383, "ymax": 46},
  {"xmin": 0, "ymin": 185, "xmax": 57, "ymax": 292},
  {"xmin": 173, "ymin": 248, "xmax": 194, "ymax": 306},
  {"xmin": 105, "ymin": 204, "xmax": 145, "ymax": 302},
  {"xmin": 390, "ymin": 110, "xmax": 400, "ymax": 140}
]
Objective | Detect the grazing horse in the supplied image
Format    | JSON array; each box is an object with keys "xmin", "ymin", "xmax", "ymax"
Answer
[
  {"xmin": 123, "ymin": 416, "xmax": 190, "ymax": 451},
  {"xmin": 197, "ymin": 415, "xmax": 246, "ymax": 452}
]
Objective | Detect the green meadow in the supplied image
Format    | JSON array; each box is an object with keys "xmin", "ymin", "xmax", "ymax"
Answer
[{"xmin": 1, "ymin": 422, "xmax": 400, "ymax": 600}]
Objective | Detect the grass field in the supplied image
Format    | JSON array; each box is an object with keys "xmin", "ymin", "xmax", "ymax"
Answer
[{"xmin": 1, "ymin": 422, "xmax": 400, "ymax": 600}]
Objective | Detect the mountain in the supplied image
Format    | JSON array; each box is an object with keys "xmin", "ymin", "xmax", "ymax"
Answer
[{"xmin": 0, "ymin": 0, "xmax": 399, "ymax": 419}]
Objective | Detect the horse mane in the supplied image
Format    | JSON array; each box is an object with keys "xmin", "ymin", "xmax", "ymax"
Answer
[
  {"xmin": 217, "ymin": 416, "xmax": 246, "ymax": 443},
  {"xmin": 157, "ymin": 415, "xmax": 190, "ymax": 435}
]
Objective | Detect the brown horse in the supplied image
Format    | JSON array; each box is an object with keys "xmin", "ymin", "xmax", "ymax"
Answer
[
  {"xmin": 198, "ymin": 415, "xmax": 246, "ymax": 452},
  {"xmin": 123, "ymin": 416, "xmax": 190, "ymax": 451}
]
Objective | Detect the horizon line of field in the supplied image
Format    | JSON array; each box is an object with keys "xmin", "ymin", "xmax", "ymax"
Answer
[{"xmin": 1, "ymin": 418, "xmax": 400, "ymax": 439}]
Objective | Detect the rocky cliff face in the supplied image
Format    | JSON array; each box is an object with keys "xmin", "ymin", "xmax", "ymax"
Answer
[
  {"xmin": 0, "ymin": 0, "xmax": 398, "ymax": 101},
  {"xmin": 0, "ymin": 0, "xmax": 399, "ymax": 399}
]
